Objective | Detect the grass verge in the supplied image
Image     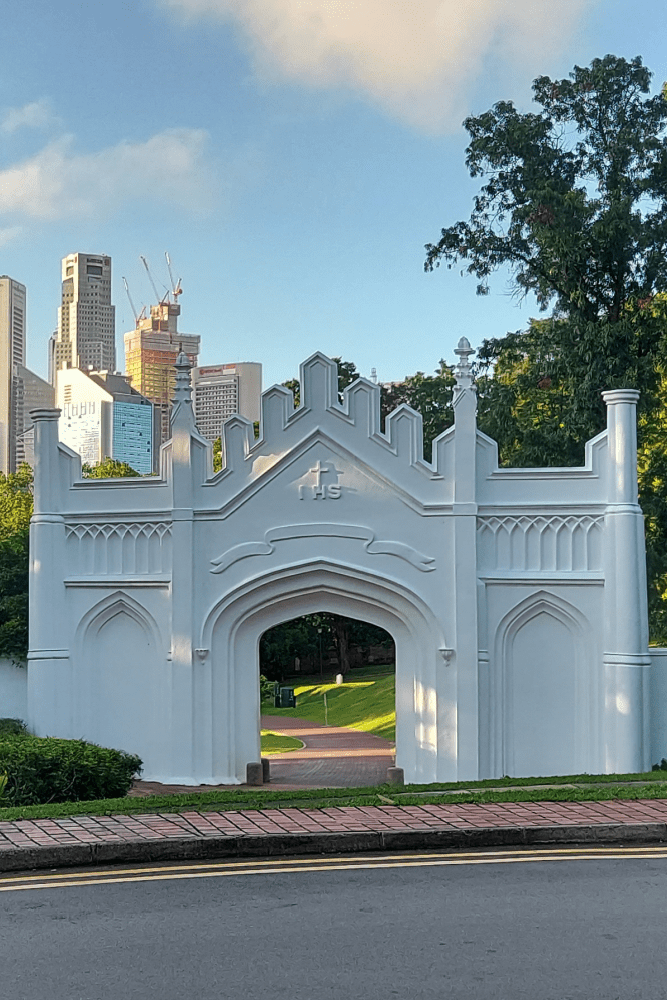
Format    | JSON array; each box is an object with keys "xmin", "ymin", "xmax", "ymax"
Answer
[
  {"xmin": 1, "ymin": 771, "xmax": 667, "ymax": 823},
  {"xmin": 260, "ymin": 731, "xmax": 304, "ymax": 754}
]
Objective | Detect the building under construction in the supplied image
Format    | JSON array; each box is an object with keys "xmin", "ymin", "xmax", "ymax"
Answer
[{"xmin": 124, "ymin": 299, "xmax": 200, "ymax": 455}]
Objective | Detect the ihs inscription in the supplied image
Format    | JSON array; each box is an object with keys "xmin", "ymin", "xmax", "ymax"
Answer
[{"xmin": 299, "ymin": 460, "xmax": 343, "ymax": 500}]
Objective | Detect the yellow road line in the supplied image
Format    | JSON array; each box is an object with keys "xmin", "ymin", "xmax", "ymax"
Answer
[
  {"xmin": 2, "ymin": 845, "xmax": 667, "ymax": 893},
  {"xmin": 1, "ymin": 843, "xmax": 662, "ymax": 885}
]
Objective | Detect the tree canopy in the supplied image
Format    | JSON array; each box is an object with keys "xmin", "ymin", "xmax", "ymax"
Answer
[
  {"xmin": 426, "ymin": 54, "xmax": 667, "ymax": 640},
  {"xmin": 381, "ymin": 361, "xmax": 455, "ymax": 461},
  {"xmin": 425, "ymin": 55, "xmax": 667, "ymax": 318},
  {"xmin": 426, "ymin": 54, "xmax": 667, "ymax": 432},
  {"xmin": 282, "ymin": 357, "xmax": 361, "ymax": 408},
  {"xmin": 82, "ymin": 458, "xmax": 140, "ymax": 478}
]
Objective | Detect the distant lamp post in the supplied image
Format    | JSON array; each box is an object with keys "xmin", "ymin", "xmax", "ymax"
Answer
[{"xmin": 318, "ymin": 627, "xmax": 323, "ymax": 678}]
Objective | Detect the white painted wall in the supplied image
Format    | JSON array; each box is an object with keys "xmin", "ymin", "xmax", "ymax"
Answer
[
  {"xmin": 649, "ymin": 648, "xmax": 667, "ymax": 767},
  {"xmin": 0, "ymin": 659, "xmax": 27, "ymax": 721},
  {"xmin": 26, "ymin": 346, "xmax": 652, "ymax": 784}
]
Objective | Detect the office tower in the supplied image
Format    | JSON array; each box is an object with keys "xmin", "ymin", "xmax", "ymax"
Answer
[
  {"xmin": 14, "ymin": 365, "xmax": 55, "ymax": 468},
  {"xmin": 56, "ymin": 368, "xmax": 154, "ymax": 475},
  {"xmin": 0, "ymin": 276, "xmax": 26, "ymax": 474},
  {"xmin": 124, "ymin": 300, "xmax": 200, "ymax": 446},
  {"xmin": 50, "ymin": 253, "xmax": 115, "ymax": 380},
  {"xmin": 192, "ymin": 363, "xmax": 262, "ymax": 442}
]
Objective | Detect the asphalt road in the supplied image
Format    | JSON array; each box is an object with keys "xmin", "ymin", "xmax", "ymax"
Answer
[{"xmin": 2, "ymin": 847, "xmax": 667, "ymax": 1000}]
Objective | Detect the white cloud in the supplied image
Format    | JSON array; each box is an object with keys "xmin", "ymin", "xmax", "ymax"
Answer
[
  {"xmin": 0, "ymin": 129, "xmax": 215, "ymax": 221},
  {"xmin": 1, "ymin": 98, "xmax": 61, "ymax": 134},
  {"xmin": 157, "ymin": 0, "xmax": 595, "ymax": 132}
]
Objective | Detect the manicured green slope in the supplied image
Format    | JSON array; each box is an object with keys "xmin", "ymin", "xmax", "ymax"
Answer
[
  {"xmin": 263, "ymin": 668, "xmax": 396, "ymax": 741},
  {"xmin": 260, "ymin": 731, "xmax": 304, "ymax": 754}
]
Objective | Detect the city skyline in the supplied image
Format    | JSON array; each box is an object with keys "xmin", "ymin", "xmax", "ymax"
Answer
[{"xmin": 1, "ymin": 2, "xmax": 665, "ymax": 391}]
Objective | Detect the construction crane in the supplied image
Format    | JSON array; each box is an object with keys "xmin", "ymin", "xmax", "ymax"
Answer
[
  {"xmin": 122, "ymin": 277, "xmax": 146, "ymax": 326},
  {"xmin": 165, "ymin": 251, "xmax": 182, "ymax": 302},
  {"xmin": 140, "ymin": 255, "xmax": 169, "ymax": 306}
]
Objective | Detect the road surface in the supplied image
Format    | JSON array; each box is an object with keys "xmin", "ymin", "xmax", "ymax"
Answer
[{"xmin": 2, "ymin": 845, "xmax": 666, "ymax": 999}]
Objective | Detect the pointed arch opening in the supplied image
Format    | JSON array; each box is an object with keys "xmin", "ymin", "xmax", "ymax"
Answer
[{"xmin": 199, "ymin": 560, "xmax": 447, "ymax": 785}]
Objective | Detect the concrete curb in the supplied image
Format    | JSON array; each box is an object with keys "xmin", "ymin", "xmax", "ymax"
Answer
[{"xmin": 1, "ymin": 821, "xmax": 666, "ymax": 873}]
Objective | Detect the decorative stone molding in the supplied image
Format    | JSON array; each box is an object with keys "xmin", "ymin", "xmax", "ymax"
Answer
[
  {"xmin": 210, "ymin": 523, "xmax": 436, "ymax": 574},
  {"xmin": 23, "ymin": 348, "xmax": 654, "ymax": 784},
  {"xmin": 65, "ymin": 521, "xmax": 172, "ymax": 576},
  {"xmin": 477, "ymin": 514, "xmax": 603, "ymax": 572}
]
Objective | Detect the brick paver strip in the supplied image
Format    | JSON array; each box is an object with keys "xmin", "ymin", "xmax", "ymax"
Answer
[{"xmin": 0, "ymin": 799, "xmax": 667, "ymax": 866}]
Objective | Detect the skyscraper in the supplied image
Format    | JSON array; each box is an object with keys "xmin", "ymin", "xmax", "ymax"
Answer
[
  {"xmin": 49, "ymin": 253, "xmax": 115, "ymax": 380},
  {"xmin": 193, "ymin": 363, "xmax": 262, "ymax": 441},
  {"xmin": 14, "ymin": 365, "xmax": 55, "ymax": 469},
  {"xmin": 124, "ymin": 300, "xmax": 200, "ymax": 447},
  {"xmin": 0, "ymin": 276, "xmax": 26, "ymax": 474}
]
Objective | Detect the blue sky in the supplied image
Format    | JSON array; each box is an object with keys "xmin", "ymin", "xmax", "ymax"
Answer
[{"xmin": 1, "ymin": 0, "xmax": 665, "ymax": 389}]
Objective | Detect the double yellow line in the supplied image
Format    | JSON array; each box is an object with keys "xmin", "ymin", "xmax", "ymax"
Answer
[{"xmin": 1, "ymin": 844, "xmax": 666, "ymax": 893}]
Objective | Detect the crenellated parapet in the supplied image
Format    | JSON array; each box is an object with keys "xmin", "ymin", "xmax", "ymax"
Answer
[{"xmin": 25, "ymin": 340, "xmax": 655, "ymax": 786}]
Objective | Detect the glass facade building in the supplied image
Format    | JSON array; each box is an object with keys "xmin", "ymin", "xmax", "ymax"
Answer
[{"xmin": 112, "ymin": 400, "xmax": 153, "ymax": 475}]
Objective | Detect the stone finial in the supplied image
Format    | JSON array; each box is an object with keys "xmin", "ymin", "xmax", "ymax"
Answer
[
  {"xmin": 172, "ymin": 349, "xmax": 193, "ymax": 405},
  {"xmin": 170, "ymin": 348, "xmax": 195, "ymax": 432},
  {"xmin": 453, "ymin": 336, "xmax": 475, "ymax": 397}
]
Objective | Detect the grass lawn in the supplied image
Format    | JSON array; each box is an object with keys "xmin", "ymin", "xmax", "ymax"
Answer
[
  {"xmin": 1, "ymin": 770, "xmax": 667, "ymax": 822},
  {"xmin": 263, "ymin": 664, "xmax": 395, "ymax": 741},
  {"xmin": 260, "ymin": 730, "xmax": 304, "ymax": 754}
]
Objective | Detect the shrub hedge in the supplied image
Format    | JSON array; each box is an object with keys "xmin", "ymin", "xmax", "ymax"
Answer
[
  {"xmin": 0, "ymin": 736, "xmax": 142, "ymax": 805},
  {"xmin": 0, "ymin": 718, "xmax": 28, "ymax": 737}
]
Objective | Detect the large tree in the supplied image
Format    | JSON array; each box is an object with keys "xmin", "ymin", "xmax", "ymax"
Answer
[
  {"xmin": 426, "ymin": 55, "xmax": 667, "ymax": 435},
  {"xmin": 425, "ymin": 55, "xmax": 667, "ymax": 640},
  {"xmin": 381, "ymin": 361, "xmax": 455, "ymax": 461}
]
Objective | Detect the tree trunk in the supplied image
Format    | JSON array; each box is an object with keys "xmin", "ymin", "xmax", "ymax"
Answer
[{"xmin": 331, "ymin": 615, "xmax": 351, "ymax": 675}]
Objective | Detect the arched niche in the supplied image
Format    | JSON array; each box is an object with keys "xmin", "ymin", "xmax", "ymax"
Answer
[
  {"xmin": 493, "ymin": 591, "xmax": 595, "ymax": 777},
  {"xmin": 74, "ymin": 592, "xmax": 165, "ymax": 770}
]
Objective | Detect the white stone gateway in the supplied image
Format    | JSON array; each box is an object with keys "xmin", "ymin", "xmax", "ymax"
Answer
[{"xmin": 26, "ymin": 342, "xmax": 662, "ymax": 784}]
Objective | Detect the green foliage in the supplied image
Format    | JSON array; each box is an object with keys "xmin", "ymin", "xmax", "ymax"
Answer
[
  {"xmin": 381, "ymin": 360, "xmax": 455, "ymax": 461},
  {"xmin": 259, "ymin": 674, "xmax": 274, "ymax": 701},
  {"xmin": 82, "ymin": 457, "xmax": 140, "ymax": 478},
  {"xmin": 0, "ymin": 465, "xmax": 33, "ymax": 540},
  {"xmin": 260, "ymin": 615, "xmax": 321, "ymax": 680},
  {"xmin": 259, "ymin": 613, "xmax": 392, "ymax": 680},
  {"xmin": 0, "ymin": 530, "xmax": 29, "ymax": 660},
  {"xmin": 213, "ymin": 436, "xmax": 222, "ymax": 473},
  {"xmin": 425, "ymin": 55, "xmax": 667, "ymax": 321},
  {"xmin": 0, "ymin": 467, "xmax": 32, "ymax": 662},
  {"xmin": 652, "ymin": 758, "xmax": 667, "ymax": 771},
  {"xmin": 426, "ymin": 54, "xmax": 667, "ymax": 642},
  {"xmin": 0, "ymin": 736, "xmax": 142, "ymax": 806},
  {"xmin": 0, "ymin": 719, "xmax": 28, "ymax": 737},
  {"xmin": 282, "ymin": 357, "xmax": 361, "ymax": 408}
]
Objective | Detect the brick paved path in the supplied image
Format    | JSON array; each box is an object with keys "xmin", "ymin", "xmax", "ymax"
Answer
[
  {"xmin": 2, "ymin": 798, "xmax": 667, "ymax": 855},
  {"xmin": 131, "ymin": 716, "xmax": 395, "ymax": 796},
  {"xmin": 261, "ymin": 714, "xmax": 395, "ymax": 787}
]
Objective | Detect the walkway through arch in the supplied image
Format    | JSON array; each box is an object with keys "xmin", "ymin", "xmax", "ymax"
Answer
[{"xmin": 202, "ymin": 561, "xmax": 446, "ymax": 785}]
